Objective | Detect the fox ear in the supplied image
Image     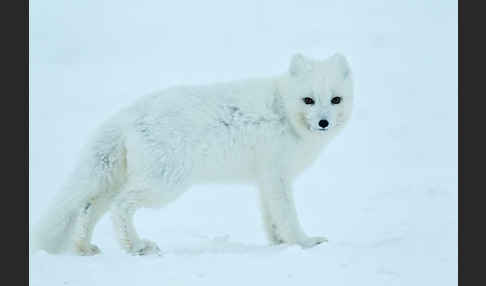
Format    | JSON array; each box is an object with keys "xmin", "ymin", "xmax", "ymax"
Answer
[
  {"xmin": 289, "ymin": 53, "xmax": 312, "ymax": 77},
  {"xmin": 329, "ymin": 53, "xmax": 351, "ymax": 80}
]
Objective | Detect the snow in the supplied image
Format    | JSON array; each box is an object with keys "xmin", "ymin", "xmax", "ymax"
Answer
[{"xmin": 29, "ymin": 0, "xmax": 457, "ymax": 285}]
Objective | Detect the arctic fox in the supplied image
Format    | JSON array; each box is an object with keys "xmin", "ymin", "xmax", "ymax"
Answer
[{"xmin": 31, "ymin": 53, "xmax": 354, "ymax": 255}]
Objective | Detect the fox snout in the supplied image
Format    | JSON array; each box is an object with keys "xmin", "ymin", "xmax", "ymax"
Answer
[{"xmin": 318, "ymin": 119, "xmax": 329, "ymax": 129}]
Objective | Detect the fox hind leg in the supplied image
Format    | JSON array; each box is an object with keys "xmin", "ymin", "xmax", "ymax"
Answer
[
  {"xmin": 110, "ymin": 188, "xmax": 162, "ymax": 256},
  {"xmin": 71, "ymin": 192, "xmax": 116, "ymax": 255}
]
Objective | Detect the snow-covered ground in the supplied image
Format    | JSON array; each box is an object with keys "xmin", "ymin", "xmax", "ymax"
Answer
[{"xmin": 29, "ymin": 0, "xmax": 457, "ymax": 285}]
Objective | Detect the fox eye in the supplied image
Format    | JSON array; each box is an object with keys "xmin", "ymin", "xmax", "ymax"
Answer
[
  {"xmin": 331, "ymin": 96, "xmax": 342, "ymax": 104},
  {"xmin": 303, "ymin": 97, "xmax": 315, "ymax": 105}
]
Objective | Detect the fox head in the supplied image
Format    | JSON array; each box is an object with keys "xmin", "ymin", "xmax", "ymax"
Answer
[{"xmin": 277, "ymin": 53, "xmax": 354, "ymax": 138}]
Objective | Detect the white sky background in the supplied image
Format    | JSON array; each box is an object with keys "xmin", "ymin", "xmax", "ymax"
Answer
[{"xmin": 29, "ymin": 1, "xmax": 457, "ymax": 285}]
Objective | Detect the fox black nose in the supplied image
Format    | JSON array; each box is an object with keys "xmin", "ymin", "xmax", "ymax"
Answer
[{"xmin": 318, "ymin": 120, "xmax": 329, "ymax": 129}]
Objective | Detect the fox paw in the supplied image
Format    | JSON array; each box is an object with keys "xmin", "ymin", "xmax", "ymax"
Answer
[
  {"xmin": 129, "ymin": 239, "xmax": 161, "ymax": 256},
  {"xmin": 298, "ymin": 236, "xmax": 328, "ymax": 249},
  {"xmin": 74, "ymin": 243, "xmax": 101, "ymax": 256}
]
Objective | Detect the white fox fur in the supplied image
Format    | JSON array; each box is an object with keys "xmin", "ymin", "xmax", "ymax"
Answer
[{"xmin": 31, "ymin": 53, "xmax": 354, "ymax": 255}]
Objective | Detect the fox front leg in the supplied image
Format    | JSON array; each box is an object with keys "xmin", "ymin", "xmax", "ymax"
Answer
[{"xmin": 258, "ymin": 173, "xmax": 327, "ymax": 248}]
